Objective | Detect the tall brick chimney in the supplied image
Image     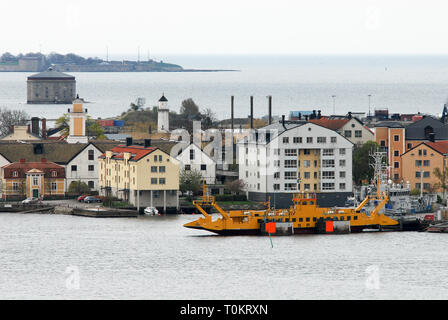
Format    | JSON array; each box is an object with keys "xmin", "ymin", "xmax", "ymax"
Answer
[{"xmin": 41, "ymin": 118, "xmax": 47, "ymax": 139}]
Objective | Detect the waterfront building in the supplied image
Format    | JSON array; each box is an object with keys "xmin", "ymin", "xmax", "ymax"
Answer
[
  {"xmin": 157, "ymin": 94, "xmax": 170, "ymax": 132},
  {"xmin": 375, "ymin": 113, "xmax": 448, "ymax": 182},
  {"xmin": 238, "ymin": 118, "xmax": 353, "ymax": 208},
  {"xmin": 27, "ymin": 67, "xmax": 76, "ymax": 104},
  {"xmin": 401, "ymin": 141, "xmax": 448, "ymax": 193},
  {"xmin": 175, "ymin": 143, "xmax": 216, "ymax": 184},
  {"xmin": 1, "ymin": 158, "xmax": 65, "ymax": 200},
  {"xmin": 0, "ymin": 141, "xmax": 120, "ymax": 193},
  {"xmin": 310, "ymin": 116, "xmax": 374, "ymax": 146},
  {"xmin": 98, "ymin": 139, "xmax": 180, "ymax": 212}
]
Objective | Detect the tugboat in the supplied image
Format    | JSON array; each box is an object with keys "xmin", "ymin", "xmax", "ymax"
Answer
[{"xmin": 185, "ymin": 150, "xmax": 399, "ymax": 235}]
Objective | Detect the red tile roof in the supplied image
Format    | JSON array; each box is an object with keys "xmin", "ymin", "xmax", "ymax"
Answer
[
  {"xmin": 425, "ymin": 141, "xmax": 448, "ymax": 155},
  {"xmin": 100, "ymin": 145, "xmax": 157, "ymax": 161},
  {"xmin": 3, "ymin": 160, "xmax": 65, "ymax": 178},
  {"xmin": 309, "ymin": 118, "xmax": 349, "ymax": 130}
]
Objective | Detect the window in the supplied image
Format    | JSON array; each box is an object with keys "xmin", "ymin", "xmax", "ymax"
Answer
[
  {"xmin": 284, "ymin": 171, "xmax": 297, "ymax": 180},
  {"xmin": 33, "ymin": 176, "xmax": 39, "ymax": 186},
  {"xmin": 51, "ymin": 182, "xmax": 57, "ymax": 191},
  {"xmin": 355, "ymin": 130, "xmax": 362, "ymax": 138},
  {"xmin": 151, "ymin": 178, "xmax": 158, "ymax": 184},
  {"xmin": 304, "ymin": 184, "xmax": 310, "ymax": 190},
  {"xmin": 12, "ymin": 182, "xmax": 19, "ymax": 191},
  {"xmin": 394, "ymin": 150, "xmax": 399, "ymax": 157},
  {"xmin": 293, "ymin": 137, "xmax": 302, "ymax": 143},
  {"xmin": 339, "ymin": 148, "xmax": 346, "ymax": 155},
  {"xmin": 314, "ymin": 172, "xmax": 318, "ymax": 179},
  {"xmin": 394, "ymin": 162, "xmax": 399, "ymax": 168},
  {"xmin": 394, "ymin": 135, "xmax": 400, "ymax": 141},
  {"xmin": 339, "ymin": 183, "xmax": 346, "ymax": 190},
  {"xmin": 423, "ymin": 171, "xmax": 430, "ymax": 178},
  {"xmin": 190, "ymin": 149, "xmax": 195, "ymax": 160},
  {"xmin": 424, "ymin": 183, "xmax": 430, "ymax": 190},
  {"xmin": 274, "ymin": 172, "xmax": 280, "ymax": 179},
  {"xmin": 407, "ymin": 143, "xmax": 412, "ymax": 150},
  {"xmin": 88, "ymin": 165, "xmax": 94, "ymax": 171},
  {"xmin": 88, "ymin": 181, "xmax": 94, "ymax": 189},
  {"xmin": 257, "ymin": 183, "xmax": 260, "ymax": 190},
  {"xmin": 284, "ymin": 183, "xmax": 297, "ymax": 191},
  {"xmin": 323, "ymin": 149, "xmax": 334, "ymax": 156},
  {"xmin": 245, "ymin": 171, "xmax": 248, "ymax": 178},
  {"xmin": 344, "ymin": 131, "xmax": 352, "ymax": 138},
  {"xmin": 159, "ymin": 155, "xmax": 162, "ymax": 162},
  {"xmin": 273, "ymin": 184, "xmax": 280, "ymax": 190},
  {"xmin": 159, "ymin": 178, "xmax": 166, "ymax": 184},
  {"xmin": 423, "ymin": 150, "xmax": 427, "ymax": 156},
  {"xmin": 393, "ymin": 174, "xmax": 399, "ymax": 180},
  {"xmin": 274, "ymin": 149, "xmax": 280, "ymax": 155},
  {"xmin": 339, "ymin": 160, "xmax": 346, "ymax": 167},
  {"xmin": 306, "ymin": 137, "xmax": 313, "ymax": 143},
  {"xmin": 322, "ymin": 183, "xmax": 335, "ymax": 190},
  {"xmin": 380, "ymin": 140, "xmax": 385, "ymax": 147},
  {"xmin": 151, "ymin": 166, "xmax": 157, "ymax": 172},
  {"xmin": 322, "ymin": 160, "xmax": 335, "ymax": 168},
  {"xmin": 284, "ymin": 160, "xmax": 297, "ymax": 168},
  {"xmin": 51, "ymin": 170, "xmax": 57, "ymax": 177},
  {"xmin": 340, "ymin": 171, "xmax": 346, "ymax": 178},
  {"xmin": 317, "ymin": 137, "xmax": 326, "ymax": 143},
  {"xmin": 88, "ymin": 150, "xmax": 94, "ymax": 160},
  {"xmin": 159, "ymin": 166, "xmax": 166, "ymax": 173},
  {"xmin": 415, "ymin": 160, "xmax": 422, "ymax": 167},
  {"xmin": 154, "ymin": 155, "xmax": 158, "ymax": 161},
  {"xmin": 285, "ymin": 149, "xmax": 297, "ymax": 156},
  {"xmin": 71, "ymin": 165, "xmax": 77, "ymax": 172},
  {"xmin": 283, "ymin": 137, "xmax": 289, "ymax": 144},
  {"xmin": 415, "ymin": 183, "xmax": 421, "ymax": 189},
  {"xmin": 185, "ymin": 165, "xmax": 191, "ymax": 171},
  {"xmin": 303, "ymin": 160, "xmax": 311, "ymax": 167},
  {"xmin": 303, "ymin": 149, "xmax": 311, "ymax": 155},
  {"xmin": 423, "ymin": 160, "xmax": 430, "ymax": 166},
  {"xmin": 331, "ymin": 137, "xmax": 337, "ymax": 143},
  {"xmin": 12, "ymin": 171, "xmax": 18, "ymax": 177},
  {"xmin": 304, "ymin": 172, "xmax": 310, "ymax": 179},
  {"xmin": 322, "ymin": 171, "xmax": 335, "ymax": 179}
]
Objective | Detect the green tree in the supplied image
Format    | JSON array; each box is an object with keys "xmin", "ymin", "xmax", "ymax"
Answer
[
  {"xmin": 179, "ymin": 98, "xmax": 201, "ymax": 120},
  {"xmin": 353, "ymin": 141, "xmax": 380, "ymax": 185},
  {"xmin": 224, "ymin": 179, "xmax": 246, "ymax": 195},
  {"xmin": 86, "ymin": 120, "xmax": 106, "ymax": 139},
  {"xmin": 68, "ymin": 181, "xmax": 91, "ymax": 195},
  {"xmin": 55, "ymin": 113, "xmax": 70, "ymax": 136},
  {"xmin": 433, "ymin": 167, "xmax": 448, "ymax": 204},
  {"xmin": 179, "ymin": 169, "xmax": 203, "ymax": 195}
]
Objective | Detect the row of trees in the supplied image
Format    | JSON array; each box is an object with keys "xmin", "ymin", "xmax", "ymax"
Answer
[{"xmin": 180, "ymin": 169, "xmax": 246, "ymax": 196}]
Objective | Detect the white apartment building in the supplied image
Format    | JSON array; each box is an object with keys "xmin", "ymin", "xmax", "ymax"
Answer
[{"xmin": 238, "ymin": 120, "xmax": 353, "ymax": 208}]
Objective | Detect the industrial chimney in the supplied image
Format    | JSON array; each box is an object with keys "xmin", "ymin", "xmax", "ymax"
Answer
[
  {"xmin": 268, "ymin": 95, "xmax": 272, "ymax": 125},
  {"xmin": 231, "ymin": 96, "xmax": 234, "ymax": 131},
  {"xmin": 250, "ymin": 96, "xmax": 254, "ymax": 129}
]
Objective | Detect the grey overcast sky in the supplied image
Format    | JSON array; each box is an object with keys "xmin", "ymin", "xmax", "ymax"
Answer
[{"xmin": 2, "ymin": 0, "xmax": 448, "ymax": 56}]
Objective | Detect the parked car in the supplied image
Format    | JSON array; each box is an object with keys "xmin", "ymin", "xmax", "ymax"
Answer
[
  {"xmin": 22, "ymin": 197, "xmax": 39, "ymax": 204},
  {"xmin": 77, "ymin": 194, "xmax": 88, "ymax": 202},
  {"xmin": 144, "ymin": 207, "xmax": 159, "ymax": 216},
  {"xmin": 84, "ymin": 196, "xmax": 102, "ymax": 203}
]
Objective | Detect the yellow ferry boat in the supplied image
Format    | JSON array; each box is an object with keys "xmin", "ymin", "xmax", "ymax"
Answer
[{"xmin": 184, "ymin": 184, "xmax": 399, "ymax": 235}]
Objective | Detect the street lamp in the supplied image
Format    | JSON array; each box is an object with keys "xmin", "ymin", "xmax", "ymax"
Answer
[{"xmin": 368, "ymin": 94, "xmax": 372, "ymax": 118}]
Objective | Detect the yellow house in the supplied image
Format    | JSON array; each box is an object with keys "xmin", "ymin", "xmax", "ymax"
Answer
[
  {"xmin": 401, "ymin": 141, "xmax": 448, "ymax": 193},
  {"xmin": 1, "ymin": 158, "xmax": 65, "ymax": 200},
  {"xmin": 98, "ymin": 139, "xmax": 180, "ymax": 212}
]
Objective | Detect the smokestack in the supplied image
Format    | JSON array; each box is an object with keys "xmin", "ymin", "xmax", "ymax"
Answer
[
  {"xmin": 250, "ymin": 96, "xmax": 254, "ymax": 129},
  {"xmin": 268, "ymin": 95, "xmax": 272, "ymax": 125},
  {"xmin": 144, "ymin": 139, "xmax": 151, "ymax": 148},
  {"xmin": 317, "ymin": 110, "xmax": 321, "ymax": 119},
  {"xmin": 41, "ymin": 118, "xmax": 47, "ymax": 139},
  {"xmin": 27, "ymin": 124, "xmax": 30, "ymax": 133},
  {"xmin": 126, "ymin": 137, "xmax": 133, "ymax": 146},
  {"xmin": 31, "ymin": 117, "xmax": 39, "ymax": 136},
  {"xmin": 281, "ymin": 115, "xmax": 286, "ymax": 129},
  {"xmin": 231, "ymin": 96, "xmax": 234, "ymax": 130}
]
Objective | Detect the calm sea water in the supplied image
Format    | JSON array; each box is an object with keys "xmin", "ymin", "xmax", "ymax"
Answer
[
  {"xmin": 0, "ymin": 212, "xmax": 447, "ymax": 300},
  {"xmin": 1, "ymin": 55, "xmax": 448, "ymax": 121}
]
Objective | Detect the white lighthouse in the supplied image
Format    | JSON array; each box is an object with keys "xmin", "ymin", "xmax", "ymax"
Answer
[{"xmin": 157, "ymin": 94, "xmax": 170, "ymax": 132}]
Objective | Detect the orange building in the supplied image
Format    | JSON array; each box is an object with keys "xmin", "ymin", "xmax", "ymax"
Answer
[
  {"xmin": 401, "ymin": 141, "xmax": 448, "ymax": 193},
  {"xmin": 1, "ymin": 158, "xmax": 65, "ymax": 200}
]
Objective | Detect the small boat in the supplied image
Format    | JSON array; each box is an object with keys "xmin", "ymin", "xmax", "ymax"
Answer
[{"xmin": 144, "ymin": 206, "xmax": 159, "ymax": 216}]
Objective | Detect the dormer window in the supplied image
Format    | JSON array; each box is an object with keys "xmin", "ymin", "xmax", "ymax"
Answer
[
  {"xmin": 12, "ymin": 171, "xmax": 18, "ymax": 177},
  {"xmin": 52, "ymin": 171, "xmax": 57, "ymax": 177},
  {"xmin": 424, "ymin": 126, "xmax": 434, "ymax": 139}
]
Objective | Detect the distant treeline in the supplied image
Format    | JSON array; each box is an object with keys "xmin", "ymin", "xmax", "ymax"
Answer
[{"xmin": 0, "ymin": 52, "xmax": 104, "ymax": 65}]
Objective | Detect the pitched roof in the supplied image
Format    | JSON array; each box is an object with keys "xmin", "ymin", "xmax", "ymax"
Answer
[
  {"xmin": 0, "ymin": 140, "xmax": 121, "ymax": 164},
  {"xmin": 159, "ymin": 95, "xmax": 168, "ymax": 102},
  {"xmin": 100, "ymin": 145, "xmax": 158, "ymax": 161},
  {"xmin": 3, "ymin": 160, "xmax": 65, "ymax": 178},
  {"xmin": 405, "ymin": 116, "xmax": 448, "ymax": 140},
  {"xmin": 425, "ymin": 141, "xmax": 448, "ymax": 154},
  {"xmin": 27, "ymin": 68, "xmax": 75, "ymax": 80},
  {"xmin": 309, "ymin": 118, "xmax": 349, "ymax": 130}
]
